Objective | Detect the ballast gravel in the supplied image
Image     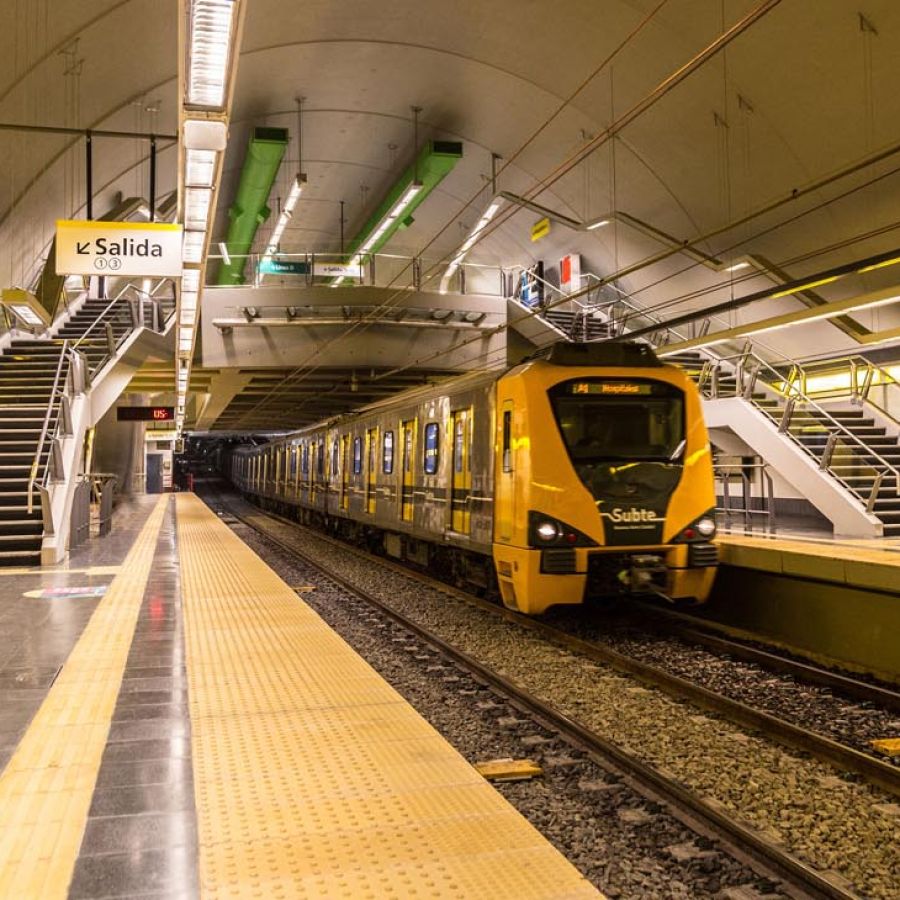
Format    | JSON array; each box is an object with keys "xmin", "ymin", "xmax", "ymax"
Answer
[
  {"xmin": 550, "ymin": 611, "xmax": 900, "ymax": 766},
  {"xmin": 223, "ymin": 499, "xmax": 900, "ymax": 899},
  {"xmin": 224, "ymin": 515, "xmax": 786, "ymax": 899}
]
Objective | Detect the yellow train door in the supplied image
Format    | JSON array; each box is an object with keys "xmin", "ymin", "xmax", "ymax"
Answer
[
  {"xmin": 400, "ymin": 419, "xmax": 416, "ymax": 521},
  {"xmin": 451, "ymin": 408, "xmax": 472, "ymax": 533},
  {"xmin": 366, "ymin": 428, "xmax": 378, "ymax": 514},
  {"xmin": 340, "ymin": 435, "xmax": 350, "ymax": 510},
  {"xmin": 496, "ymin": 400, "xmax": 514, "ymax": 541}
]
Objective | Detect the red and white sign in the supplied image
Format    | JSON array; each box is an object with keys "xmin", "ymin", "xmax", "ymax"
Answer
[{"xmin": 560, "ymin": 253, "xmax": 581, "ymax": 294}]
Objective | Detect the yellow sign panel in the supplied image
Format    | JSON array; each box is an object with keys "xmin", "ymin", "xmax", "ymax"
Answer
[
  {"xmin": 530, "ymin": 217, "xmax": 551, "ymax": 242},
  {"xmin": 56, "ymin": 220, "xmax": 184, "ymax": 278}
]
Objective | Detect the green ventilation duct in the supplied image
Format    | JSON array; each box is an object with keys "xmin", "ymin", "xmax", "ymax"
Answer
[
  {"xmin": 344, "ymin": 140, "xmax": 463, "ymax": 263},
  {"xmin": 215, "ymin": 127, "xmax": 289, "ymax": 285}
]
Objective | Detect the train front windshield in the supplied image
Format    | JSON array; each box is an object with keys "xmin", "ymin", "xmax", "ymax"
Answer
[{"xmin": 549, "ymin": 379, "xmax": 685, "ymax": 463}]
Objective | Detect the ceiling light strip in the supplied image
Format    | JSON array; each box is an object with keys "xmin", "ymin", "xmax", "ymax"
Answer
[{"xmin": 176, "ymin": 0, "xmax": 245, "ymax": 435}]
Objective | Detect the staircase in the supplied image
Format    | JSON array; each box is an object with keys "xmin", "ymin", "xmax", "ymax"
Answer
[
  {"xmin": 541, "ymin": 308, "xmax": 611, "ymax": 342},
  {"xmin": 0, "ymin": 344, "xmax": 68, "ymax": 564},
  {"xmin": 0, "ymin": 288, "xmax": 175, "ymax": 566},
  {"xmin": 666, "ymin": 350, "xmax": 900, "ymax": 536}
]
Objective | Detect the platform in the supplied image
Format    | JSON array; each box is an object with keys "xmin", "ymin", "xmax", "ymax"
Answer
[
  {"xmin": 705, "ymin": 532, "xmax": 900, "ymax": 682},
  {"xmin": 0, "ymin": 493, "xmax": 599, "ymax": 899}
]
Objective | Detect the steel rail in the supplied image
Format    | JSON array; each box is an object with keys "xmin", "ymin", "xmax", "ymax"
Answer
[
  {"xmin": 218, "ymin": 496, "xmax": 861, "ymax": 900},
  {"xmin": 629, "ymin": 601, "xmax": 900, "ymax": 713}
]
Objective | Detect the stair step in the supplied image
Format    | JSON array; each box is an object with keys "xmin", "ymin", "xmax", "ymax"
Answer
[
  {"xmin": 0, "ymin": 550, "xmax": 41, "ymax": 565},
  {"xmin": 0, "ymin": 519, "xmax": 43, "ymax": 532}
]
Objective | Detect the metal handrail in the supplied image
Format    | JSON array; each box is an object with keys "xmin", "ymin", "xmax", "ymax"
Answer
[
  {"xmin": 72, "ymin": 280, "xmax": 174, "ymax": 375},
  {"xmin": 27, "ymin": 340, "xmax": 69, "ymax": 514},
  {"xmin": 703, "ymin": 348, "xmax": 900, "ymax": 499},
  {"xmin": 715, "ymin": 461, "xmax": 776, "ymax": 533}
]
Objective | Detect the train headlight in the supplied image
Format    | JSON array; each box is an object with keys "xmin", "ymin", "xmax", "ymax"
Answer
[
  {"xmin": 675, "ymin": 510, "xmax": 717, "ymax": 542},
  {"xmin": 536, "ymin": 521, "xmax": 560, "ymax": 541}
]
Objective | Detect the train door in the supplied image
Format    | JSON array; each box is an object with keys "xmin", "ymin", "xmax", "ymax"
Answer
[
  {"xmin": 496, "ymin": 400, "xmax": 514, "ymax": 541},
  {"xmin": 450, "ymin": 408, "xmax": 472, "ymax": 533},
  {"xmin": 400, "ymin": 419, "xmax": 416, "ymax": 521},
  {"xmin": 340, "ymin": 434, "xmax": 350, "ymax": 511},
  {"xmin": 366, "ymin": 428, "xmax": 378, "ymax": 514}
]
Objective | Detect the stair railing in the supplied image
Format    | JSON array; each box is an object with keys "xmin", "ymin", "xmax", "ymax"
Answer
[
  {"xmin": 27, "ymin": 340, "xmax": 70, "ymax": 516},
  {"xmin": 72, "ymin": 279, "xmax": 173, "ymax": 377},
  {"xmin": 701, "ymin": 348, "xmax": 900, "ymax": 505}
]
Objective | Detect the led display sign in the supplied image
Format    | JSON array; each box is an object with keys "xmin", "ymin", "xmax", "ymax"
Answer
[{"xmin": 117, "ymin": 406, "xmax": 175, "ymax": 422}]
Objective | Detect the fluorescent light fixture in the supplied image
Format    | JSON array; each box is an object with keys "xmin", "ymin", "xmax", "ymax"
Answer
[
  {"xmin": 183, "ymin": 230, "xmax": 206, "ymax": 263},
  {"xmin": 585, "ymin": 218, "xmax": 610, "ymax": 230},
  {"xmin": 771, "ymin": 275, "xmax": 840, "ymax": 299},
  {"xmin": 440, "ymin": 198, "xmax": 502, "ymax": 292},
  {"xmin": 185, "ymin": 149, "xmax": 217, "ymax": 188},
  {"xmin": 180, "ymin": 307, "xmax": 197, "ymax": 326},
  {"xmin": 179, "ymin": 335, "xmax": 194, "ymax": 354},
  {"xmin": 182, "ymin": 269, "xmax": 201, "ymax": 292},
  {"xmin": 185, "ymin": 187, "xmax": 212, "ymax": 230},
  {"xmin": 187, "ymin": 0, "xmax": 237, "ymax": 108},
  {"xmin": 725, "ymin": 261, "xmax": 751, "ymax": 273},
  {"xmin": 658, "ymin": 292, "xmax": 900, "ymax": 356},
  {"xmin": 333, "ymin": 182, "xmax": 423, "ymax": 286},
  {"xmin": 262, "ymin": 175, "xmax": 305, "ymax": 260},
  {"xmin": 284, "ymin": 175, "xmax": 304, "ymax": 215},
  {"xmin": 7, "ymin": 304, "xmax": 43, "ymax": 326},
  {"xmin": 218, "ymin": 241, "xmax": 231, "ymax": 265}
]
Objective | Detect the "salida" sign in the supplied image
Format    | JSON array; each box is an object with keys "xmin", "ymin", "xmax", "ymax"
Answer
[{"xmin": 56, "ymin": 220, "xmax": 184, "ymax": 277}]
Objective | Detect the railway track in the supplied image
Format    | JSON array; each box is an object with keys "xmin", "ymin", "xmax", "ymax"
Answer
[
  {"xmin": 223, "ymin": 495, "xmax": 900, "ymax": 794},
  {"xmin": 210, "ymin": 490, "xmax": 889, "ymax": 900}
]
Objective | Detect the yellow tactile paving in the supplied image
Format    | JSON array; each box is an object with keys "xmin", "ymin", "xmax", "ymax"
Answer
[
  {"xmin": 176, "ymin": 494, "xmax": 600, "ymax": 899},
  {"xmin": 0, "ymin": 494, "xmax": 168, "ymax": 899}
]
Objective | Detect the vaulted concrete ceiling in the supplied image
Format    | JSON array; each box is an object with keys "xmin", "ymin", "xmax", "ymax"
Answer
[{"xmin": 3, "ymin": 0, "xmax": 900, "ymax": 377}]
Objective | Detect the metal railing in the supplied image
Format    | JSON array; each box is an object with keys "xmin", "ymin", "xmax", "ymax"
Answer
[
  {"xmin": 26, "ymin": 341, "xmax": 72, "ymax": 516},
  {"xmin": 700, "ymin": 347, "xmax": 900, "ymax": 508},
  {"xmin": 716, "ymin": 461, "xmax": 776, "ymax": 533},
  {"xmin": 72, "ymin": 280, "xmax": 174, "ymax": 377}
]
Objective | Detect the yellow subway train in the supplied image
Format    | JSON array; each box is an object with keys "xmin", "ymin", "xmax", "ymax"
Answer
[{"xmin": 229, "ymin": 341, "xmax": 718, "ymax": 614}]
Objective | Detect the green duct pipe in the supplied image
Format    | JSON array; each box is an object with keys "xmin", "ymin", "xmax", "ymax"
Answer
[
  {"xmin": 344, "ymin": 140, "xmax": 463, "ymax": 260},
  {"xmin": 215, "ymin": 127, "xmax": 289, "ymax": 285}
]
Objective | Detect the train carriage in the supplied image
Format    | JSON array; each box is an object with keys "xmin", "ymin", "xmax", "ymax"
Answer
[{"xmin": 231, "ymin": 341, "xmax": 717, "ymax": 614}]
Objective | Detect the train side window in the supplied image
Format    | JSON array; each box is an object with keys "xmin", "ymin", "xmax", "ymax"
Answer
[
  {"xmin": 301, "ymin": 443, "xmax": 309, "ymax": 475},
  {"xmin": 332, "ymin": 439, "xmax": 340, "ymax": 475},
  {"xmin": 353, "ymin": 437, "xmax": 362, "ymax": 474},
  {"xmin": 317, "ymin": 441, "xmax": 325, "ymax": 476},
  {"xmin": 502, "ymin": 409, "xmax": 513, "ymax": 472},
  {"xmin": 423, "ymin": 422, "xmax": 439, "ymax": 475},
  {"xmin": 382, "ymin": 430, "xmax": 394, "ymax": 474}
]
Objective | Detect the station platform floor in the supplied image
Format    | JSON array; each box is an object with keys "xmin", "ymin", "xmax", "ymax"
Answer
[
  {"xmin": 716, "ymin": 529, "xmax": 900, "ymax": 593},
  {"xmin": 0, "ymin": 493, "xmax": 600, "ymax": 899}
]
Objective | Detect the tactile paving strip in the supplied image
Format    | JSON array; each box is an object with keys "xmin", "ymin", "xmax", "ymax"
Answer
[
  {"xmin": 0, "ymin": 494, "xmax": 169, "ymax": 898},
  {"xmin": 176, "ymin": 494, "xmax": 601, "ymax": 898}
]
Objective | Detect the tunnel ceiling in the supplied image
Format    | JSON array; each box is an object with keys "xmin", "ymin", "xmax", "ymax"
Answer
[{"xmin": 3, "ymin": 1, "xmax": 900, "ymax": 430}]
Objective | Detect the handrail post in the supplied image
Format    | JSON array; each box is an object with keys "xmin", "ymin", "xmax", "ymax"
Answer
[
  {"xmin": 779, "ymin": 398, "xmax": 795, "ymax": 433},
  {"xmin": 866, "ymin": 472, "xmax": 884, "ymax": 514},
  {"xmin": 819, "ymin": 433, "xmax": 837, "ymax": 470}
]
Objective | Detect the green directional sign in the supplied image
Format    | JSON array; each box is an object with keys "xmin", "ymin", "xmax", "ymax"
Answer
[{"xmin": 258, "ymin": 258, "xmax": 310, "ymax": 276}]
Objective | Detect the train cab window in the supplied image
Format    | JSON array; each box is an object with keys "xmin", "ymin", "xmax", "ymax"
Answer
[
  {"xmin": 549, "ymin": 379, "xmax": 684, "ymax": 463},
  {"xmin": 382, "ymin": 430, "xmax": 394, "ymax": 474},
  {"xmin": 502, "ymin": 410, "xmax": 512, "ymax": 472},
  {"xmin": 353, "ymin": 437, "xmax": 363, "ymax": 474},
  {"xmin": 332, "ymin": 439, "xmax": 340, "ymax": 475},
  {"xmin": 423, "ymin": 422, "xmax": 439, "ymax": 475}
]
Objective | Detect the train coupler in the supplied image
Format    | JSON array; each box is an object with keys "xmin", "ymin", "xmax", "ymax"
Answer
[{"xmin": 617, "ymin": 555, "xmax": 673, "ymax": 602}]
